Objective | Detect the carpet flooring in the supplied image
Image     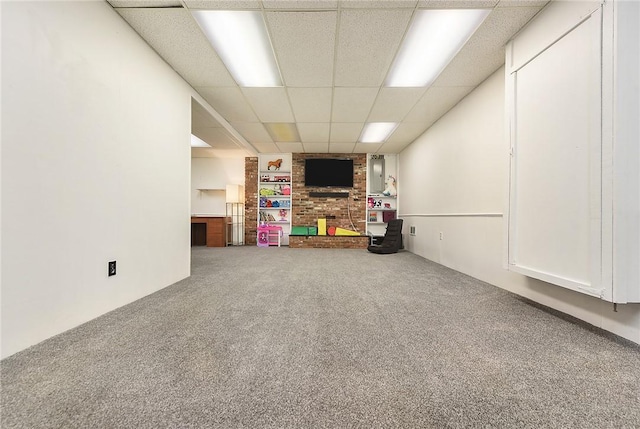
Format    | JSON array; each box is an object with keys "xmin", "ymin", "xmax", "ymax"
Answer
[{"xmin": 2, "ymin": 247, "xmax": 639, "ymax": 428}]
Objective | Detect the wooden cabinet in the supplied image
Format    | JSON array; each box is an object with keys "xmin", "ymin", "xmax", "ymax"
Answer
[{"xmin": 191, "ymin": 216, "xmax": 228, "ymax": 247}]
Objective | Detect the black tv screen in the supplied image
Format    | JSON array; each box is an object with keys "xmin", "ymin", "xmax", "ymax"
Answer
[{"xmin": 305, "ymin": 158, "xmax": 354, "ymax": 187}]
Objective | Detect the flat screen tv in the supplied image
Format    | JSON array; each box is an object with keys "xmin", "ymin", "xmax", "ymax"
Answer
[{"xmin": 305, "ymin": 158, "xmax": 354, "ymax": 187}]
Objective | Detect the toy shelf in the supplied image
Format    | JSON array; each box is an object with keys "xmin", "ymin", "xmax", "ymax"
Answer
[
  {"xmin": 366, "ymin": 154, "xmax": 398, "ymax": 237},
  {"xmin": 259, "ymin": 170, "xmax": 291, "ymax": 185},
  {"xmin": 258, "ymin": 154, "xmax": 293, "ymax": 246}
]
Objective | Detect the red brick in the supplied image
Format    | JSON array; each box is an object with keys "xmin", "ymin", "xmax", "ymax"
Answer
[{"xmin": 244, "ymin": 154, "xmax": 368, "ymax": 248}]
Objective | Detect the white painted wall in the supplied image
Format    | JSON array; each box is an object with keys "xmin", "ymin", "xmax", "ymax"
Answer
[
  {"xmin": 191, "ymin": 157, "xmax": 245, "ymax": 216},
  {"xmin": 399, "ymin": 68, "xmax": 640, "ymax": 344},
  {"xmin": 1, "ymin": 1, "xmax": 192, "ymax": 358}
]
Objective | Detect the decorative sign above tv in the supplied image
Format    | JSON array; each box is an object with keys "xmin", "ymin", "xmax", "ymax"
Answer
[{"xmin": 304, "ymin": 158, "xmax": 354, "ymax": 187}]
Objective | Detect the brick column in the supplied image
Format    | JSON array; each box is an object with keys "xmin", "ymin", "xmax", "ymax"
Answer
[{"xmin": 244, "ymin": 157, "xmax": 258, "ymax": 245}]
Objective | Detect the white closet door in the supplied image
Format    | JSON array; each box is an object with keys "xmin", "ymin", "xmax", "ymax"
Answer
[{"xmin": 507, "ymin": 9, "xmax": 602, "ymax": 297}]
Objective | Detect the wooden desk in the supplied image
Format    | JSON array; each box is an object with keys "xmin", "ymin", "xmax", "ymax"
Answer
[{"xmin": 191, "ymin": 216, "xmax": 228, "ymax": 247}]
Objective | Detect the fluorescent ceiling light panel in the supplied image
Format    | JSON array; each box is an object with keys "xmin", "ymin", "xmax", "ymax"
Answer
[
  {"xmin": 192, "ymin": 10, "xmax": 282, "ymax": 87},
  {"xmin": 359, "ymin": 122, "xmax": 398, "ymax": 143},
  {"xmin": 264, "ymin": 123, "xmax": 301, "ymax": 142},
  {"xmin": 386, "ymin": 9, "xmax": 490, "ymax": 87},
  {"xmin": 191, "ymin": 134, "xmax": 211, "ymax": 148}
]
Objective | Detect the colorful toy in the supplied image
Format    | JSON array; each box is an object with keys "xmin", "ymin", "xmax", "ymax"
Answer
[
  {"xmin": 261, "ymin": 174, "xmax": 271, "ymax": 182},
  {"xmin": 257, "ymin": 229, "xmax": 269, "ymax": 246},
  {"xmin": 335, "ymin": 227, "xmax": 360, "ymax": 236},
  {"xmin": 318, "ymin": 218, "xmax": 327, "ymax": 235},
  {"xmin": 260, "ymin": 188, "xmax": 276, "ymax": 196},
  {"xmin": 369, "ymin": 198, "xmax": 382, "ymax": 208},
  {"xmin": 267, "ymin": 159, "xmax": 283, "ymax": 170},
  {"xmin": 274, "ymin": 175, "xmax": 290, "ymax": 182},
  {"xmin": 281, "ymin": 184, "xmax": 291, "ymax": 195},
  {"xmin": 279, "ymin": 209, "xmax": 288, "ymax": 221},
  {"xmin": 383, "ymin": 175, "xmax": 397, "ymax": 197},
  {"xmin": 257, "ymin": 224, "xmax": 283, "ymax": 247}
]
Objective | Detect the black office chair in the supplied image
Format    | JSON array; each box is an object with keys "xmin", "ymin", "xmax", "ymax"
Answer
[{"xmin": 367, "ymin": 219, "xmax": 403, "ymax": 254}]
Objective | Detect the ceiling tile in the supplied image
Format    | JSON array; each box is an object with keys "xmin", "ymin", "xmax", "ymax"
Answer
[
  {"xmin": 197, "ymin": 87, "xmax": 259, "ymax": 122},
  {"xmin": 230, "ymin": 122, "xmax": 273, "ymax": 143},
  {"xmin": 497, "ymin": 0, "xmax": 549, "ymax": 7},
  {"xmin": 253, "ymin": 142, "xmax": 281, "ymax": 153},
  {"xmin": 263, "ymin": 1, "xmax": 339, "ymax": 10},
  {"xmin": 328, "ymin": 142, "xmax": 356, "ymax": 153},
  {"xmin": 367, "ymin": 88, "xmax": 427, "ymax": 122},
  {"xmin": 417, "ymin": 0, "xmax": 498, "ymax": 8},
  {"xmin": 432, "ymin": 7, "xmax": 543, "ymax": 87},
  {"xmin": 115, "ymin": 8, "xmax": 236, "ymax": 87},
  {"xmin": 332, "ymin": 88, "xmax": 379, "ymax": 122},
  {"xmin": 330, "ymin": 123, "xmax": 363, "ymax": 142},
  {"xmin": 297, "ymin": 123, "xmax": 331, "ymax": 142},
  {"xmin": 117, "ymin": 0, "xmax": 545, "ymax": 157},
  {"xmin": 267, "ymin": 11, "xmax": 337, "ymax": 87},
  {"xmin": 183, "ymin": 0, "xmax": 261, "ymax": 9},
  {"xmin": 241, "ymin": 88, "xmax": 295, "ymax": 122},
  {"xmin": 303, "ymin": 143, "xmax": 330, "ymax": 153},
  {"xmin": 275, "ymin": 142, "xmax": 305, "ymax": 152},
  {"xmin": 404, "ymin": 86, "xmax": 474, "ymax": 123},
  {"xmin": 353, "ymin": 143, "xmax": 383, "ymax": 153},
  {"xmin": 288, "ymin": 88, "xmax": 332, "ymax": 122},
  {"xmin": 334, "ymin": 9, "xmax": 413, "ymax": 87},
  {"xmin": 342, "ymin": 0, "xmax": 417, "ymax": 8}
]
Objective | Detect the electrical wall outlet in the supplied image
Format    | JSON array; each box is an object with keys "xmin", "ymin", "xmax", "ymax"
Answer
[
  {"xmin": 108, "ymin": 261, "xmax": 116, "ymax": 277},
  {"xmin": 439, "ymin": 232, "xmax": 444, "ymax": 240},
  {"xmin": 410, "ymin": 226, "xmax": 416, "ymax": 236}
]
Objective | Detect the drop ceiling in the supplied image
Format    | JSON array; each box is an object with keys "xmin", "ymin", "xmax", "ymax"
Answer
[{"xmin": 108, "ymin": 0, "xmax": 548, "ymax": 157}]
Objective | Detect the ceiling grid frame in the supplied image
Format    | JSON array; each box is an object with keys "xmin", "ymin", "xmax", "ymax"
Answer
[{"xmin": 111, "ymin": 0, "xmax": 551, "ymax": 157}]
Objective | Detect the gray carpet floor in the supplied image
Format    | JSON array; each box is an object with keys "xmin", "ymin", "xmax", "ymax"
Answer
[{"xmin": 2, "ymin": 247, "xmax": 639, "ymax": 428}]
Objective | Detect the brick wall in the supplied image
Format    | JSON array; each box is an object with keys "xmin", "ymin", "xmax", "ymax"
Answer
[
  {"xmin": 291, "ymin": 153, "xmax": 366, "ymax": 233},
  {"xmin": 244, "ymin": 157, "xmax": 258, "ymax": 245},
  {"xmin": 289, "ymin": 235, "xmax": 369, "ymax": 249},
  {"xmin": 244, "ymin": 153, "xmax": 367, "ymax": 248}
]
